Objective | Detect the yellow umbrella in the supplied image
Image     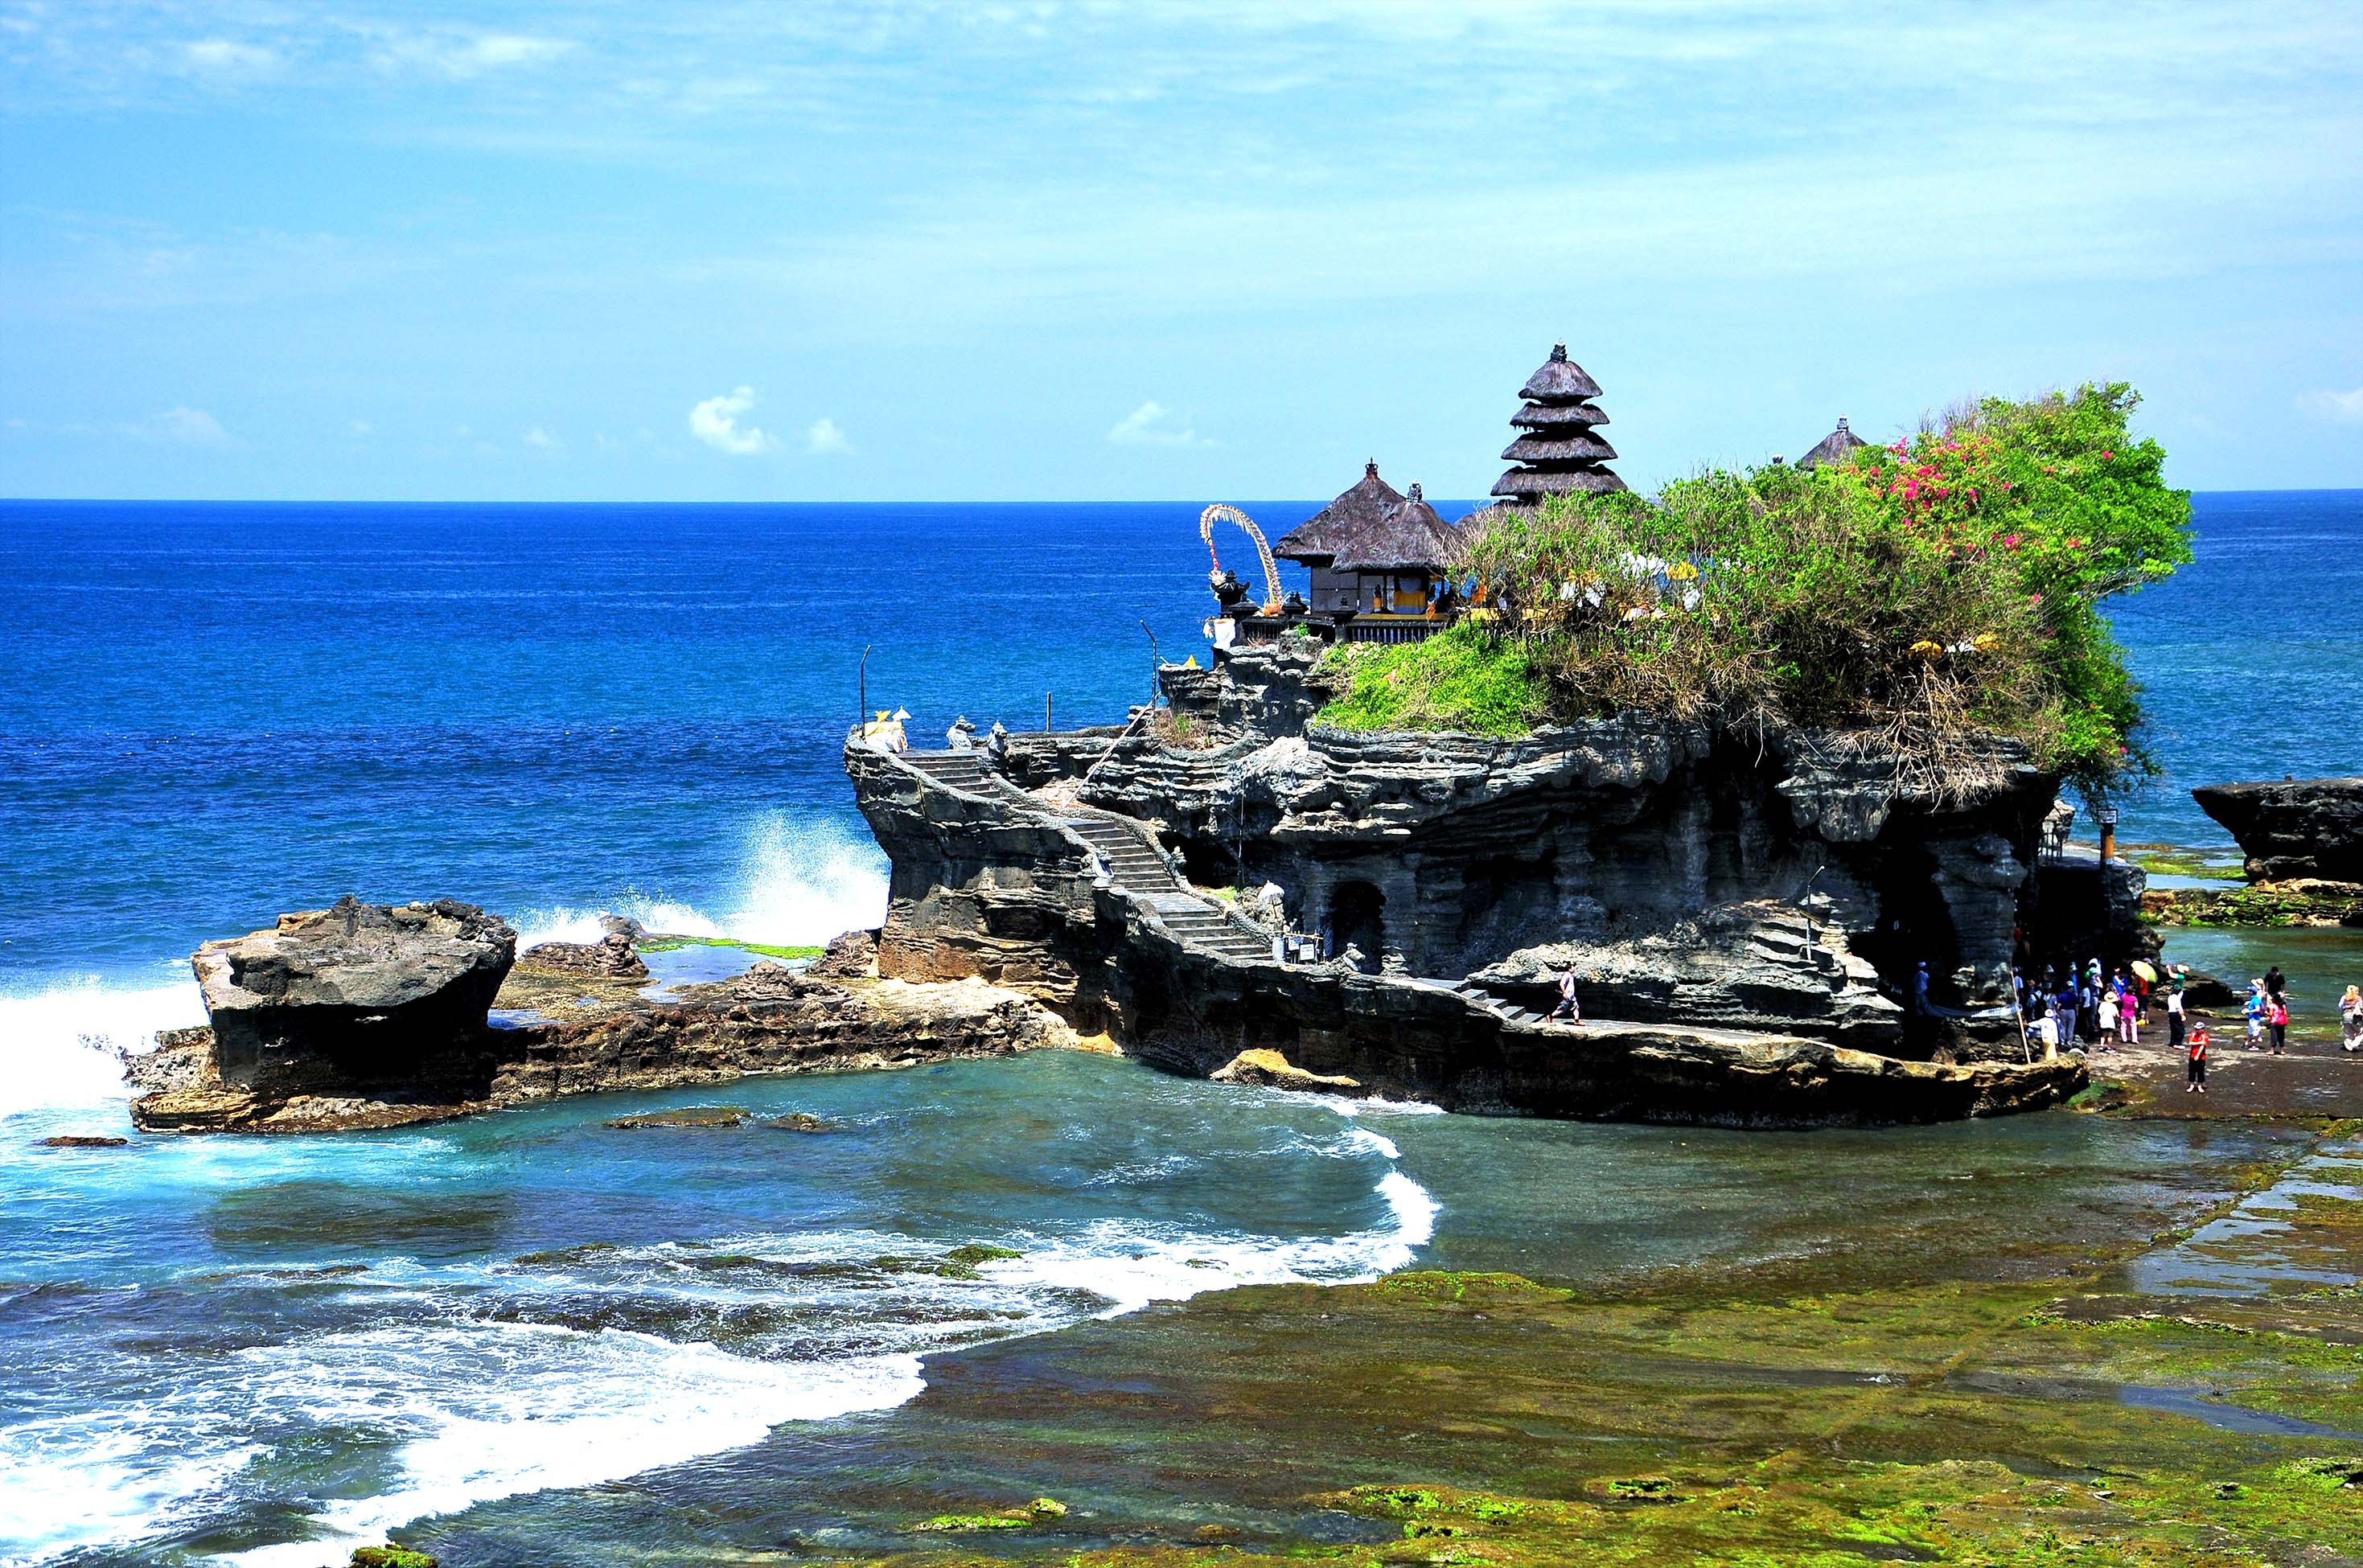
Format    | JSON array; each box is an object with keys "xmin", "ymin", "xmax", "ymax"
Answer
[{"xmin": 2129, "ymin": 960, "xmax": 2159, "ymax": 983}]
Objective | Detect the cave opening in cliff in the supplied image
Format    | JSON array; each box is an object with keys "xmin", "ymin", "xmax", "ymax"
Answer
[
  {"xmin": 1328, "ymin": 880, "xmax": 1387, "ymax": 970},
  {"xmin": 1857, "ymin": 842, "xmax": 1963, "ymax": 1013}
]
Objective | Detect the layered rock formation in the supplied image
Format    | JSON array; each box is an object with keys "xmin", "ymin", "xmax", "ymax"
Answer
[
  {"xmin": 847, "ymin": 726, "xmax": 2085, "ymax": 1123},
  {"xmin": 1469, "ymin": 901, "xmax": 1901, "ymax": 1051},
  {"xmin": 1006, "ymin": 710, "xmax": 2054, "ymax": 1026},
  {"xmin": 131, "ymin": 902, "xmax": 1073, "ymax": 1133},
  {"xmin": 2192, "ymin": 777, "xmax": 2363, "ymax": 884},
  {"xmin": 518, "ymin": 932, "xmax": 650, "ymax": 981},
  {"xmin": 190, "ymin": 897, "xmax": 516, "ymax": 1101}
]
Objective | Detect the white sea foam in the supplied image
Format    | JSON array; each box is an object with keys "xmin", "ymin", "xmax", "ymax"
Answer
[
  {"xmin": 722, "ymin": 810, "xmax": 888, "ymax": 946},
  {"xmin": 0, "ymin": 975, "xmax": 205, "ymax": 1120},
  {"xmin": 508, "ymin": 811, "xmax": 886, "ymax": 951},
  {"xmin": 3, "ymin": 1065, "xmax": 1433, "ymax": 1565},
  {"xmin": 212, "ymin": 1325, "xmax": 923, "ymax": 1568}
]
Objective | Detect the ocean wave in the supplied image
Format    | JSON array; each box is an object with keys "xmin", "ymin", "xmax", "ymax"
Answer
[
  {"xmin": 510, "ymin": 811, "xmax": 886, "ymax": 950},
  {"xmin": 0, "ymin": 976, "xmax": 205, "ymax": 1120}
]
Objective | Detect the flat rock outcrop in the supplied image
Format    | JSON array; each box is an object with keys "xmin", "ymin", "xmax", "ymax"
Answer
[
  {"xmin": 490, "ymin": 965, "xmax": 1072, "ymax": 1104},
  {"xmin": 2192, "ymin": 777, "xmax": 2363, "ymax": 883},
  {"xmin": 517, "ymin": 932, "xmax": 649, "ymax": 981},
  {"xmin": 1469, "ymin": 901, "xmax": 1902, "ymax": 1051},
  {"xmin": 190, "ymin": 897, "xmax": 516, "ymax": 1098}
]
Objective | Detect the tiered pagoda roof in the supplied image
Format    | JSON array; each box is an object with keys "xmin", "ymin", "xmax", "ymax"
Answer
[
  {"xmin": 1797, "ymin": 417, "xmax": 1868, "ymax": 470},
  {"xmin": 1275, "ymin": 462, "xmax": 1464, "ymax": 572},
  {"xmin": 1490, "ymin": 342, "xmax": 1626, "ymax": 505}
]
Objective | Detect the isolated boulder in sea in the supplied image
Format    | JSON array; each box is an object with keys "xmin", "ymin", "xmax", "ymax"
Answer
[
  {"xmin": 1210, "ymin": 1048, "xmax": 1365, "ymax": 1096},
  {"xmin": 519, "ymin": 931, "xmax": 649, "ymax": 982},
  {"xmin": 191, "ymin": 897, "xmax": 516, "ymax": 1096},
  {"xmin": 2192, "ymin": 777, "xmax": 2363, "ymax": 884}
]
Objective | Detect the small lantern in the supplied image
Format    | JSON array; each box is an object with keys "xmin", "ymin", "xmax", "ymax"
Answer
[{"xmin": 2094, "ymin": 805, "xmax": 2120, "ymax": 864}]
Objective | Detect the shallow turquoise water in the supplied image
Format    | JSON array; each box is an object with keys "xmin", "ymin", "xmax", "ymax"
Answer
[{"xmin": 1, "ymin": 1050, "xmax": 2290, "ymax": 1566}]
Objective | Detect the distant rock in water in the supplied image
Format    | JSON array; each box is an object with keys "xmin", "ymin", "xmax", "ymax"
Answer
[
  {"xmin": 604, "ymin": 1106, "xmax": 747, "ymax": 1130},
  {"xmin": 128, "ymin": 901, "xmax": 1075, "ymax": 1134},
  {"xmin": 2192, "ymin": 777, "xmax": 2363, "ymax": 884},
  {"xmin": 520, "ymin": 931, "xmax": 649, "ymax": 982},
  {"xmin": 39, "ymin": 1135, "xmax": 130, "ymax": 1149}
]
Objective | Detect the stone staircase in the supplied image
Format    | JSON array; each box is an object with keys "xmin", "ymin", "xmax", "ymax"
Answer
[
  {"xmin": 896, "ymin": 748, "xmax": 1271, "ymax": 966},
  {"xmin": 902, "ymin": 748, "xmax": 1017, "ymax": 798},
  {"xmin": 1440, "ymin": 977, "xmax": 1555, "ymax": 1029},
  {"xmin": 1059, "ymin": 813, "xmax": 1272, "ymax": 963}
]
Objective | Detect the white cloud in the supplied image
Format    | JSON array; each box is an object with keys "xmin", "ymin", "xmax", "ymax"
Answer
[
  {"xmin": 1107, "ymin": 400, "xmax": 1206, "ymax": 448},
  {"xmin": 805, "ymin": 416, "xmax": 849, "ymax": 454},
  {"xmin": 2295, "ymin": 387, "xmax": 2363, "ymax": 423},
  {"xmin": 348, "ymin": 419, "xmax": 373, "ymax": 436},
  {"xmin": 373, "ymin": 31, "xmax": 573, "ymax": 80},
  {"xmin": 183, "ymin": 39, "xmax": 277, "ymax": 75},
  {"xmin": 151, "ymin": 407, "xmax": 230, "ymax": 445},
  {"xmin": 689, "ymin": 385, "xmax": 776, "ymax": 454},
  {"xmin": 523, "ymin": 425, "xmax": 559, "ymax": 452}
]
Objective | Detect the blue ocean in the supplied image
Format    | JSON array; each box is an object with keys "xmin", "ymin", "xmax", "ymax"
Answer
[{"xmin": 0, "ymin": 490, "xmax": 2357, "ymax": 1565}]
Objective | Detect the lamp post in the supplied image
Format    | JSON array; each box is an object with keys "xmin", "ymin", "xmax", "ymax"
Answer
[{"xmin": 2095, "ymin": 805, "xmax": 2120, "ymax": 864}]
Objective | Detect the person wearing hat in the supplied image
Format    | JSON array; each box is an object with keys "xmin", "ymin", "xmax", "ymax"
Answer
[
  {"xmin": 2185, "ymin": 1018, "xmax": 2210, "ymax": 1095},
  {"xmin": 2164, "ymin": 970, "xmax": 2187, "ymax": 1051}
]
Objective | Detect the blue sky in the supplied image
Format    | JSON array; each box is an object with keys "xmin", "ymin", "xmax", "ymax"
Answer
[{"xmin": 3, "ymin": 2, "xmax": 2359, "ymax": 502}]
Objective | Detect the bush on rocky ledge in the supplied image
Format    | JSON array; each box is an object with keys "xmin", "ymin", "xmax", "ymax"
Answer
[{"xmin": 1317, "ymin": 384, "xmax": 2189, "ymax": 799}]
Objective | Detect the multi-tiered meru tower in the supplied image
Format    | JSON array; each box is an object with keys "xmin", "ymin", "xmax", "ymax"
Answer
[{"xmin": 1490, "ymin": 341, "xmax": 1626, "ymax": 507}]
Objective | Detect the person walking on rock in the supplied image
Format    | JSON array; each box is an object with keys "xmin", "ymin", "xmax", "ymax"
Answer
[
  {"xmin": 2245, "ymin": 981, "xmax": 2267, "ymax": 1050},
  {"xmin": 2185, "ymin": 1020, "xmax": 2209, "ymax": 1095},
  {"xmin": 2340, "ymin": 983, "xmax": 2362, "ymax": 1053},
  {"xmin": 2267, "ymin": 993, "xmax": 2289, "ymax": 1056},
  {"xmin": 1550, "ymin": 966, "xmax": 1582, "ymax": 1027},
  {"xmin": 2114, "ymin": 971, "xmax": 2139, "ymax": 1047},
  {"xmin": 2165, "ymin": 974, "xmax": 2187, "ymax": 1053},
  {"xmin": 2097, "ymin": 985, "xmax": 2119, "ymax": 1053}
]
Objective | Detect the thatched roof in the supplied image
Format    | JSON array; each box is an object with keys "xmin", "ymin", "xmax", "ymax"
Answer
[
  {"xmin": 1501, "ymin": 431, "xmax": 1618, "ymax": 464},
  {"xmin": 1275, "ymin": 463, "xmax": 1463, "ymax": 570},
  {"xmin": 1328, "ymin": 481, "xmax": 1467, "ymax": 572},
  {"xmin": 1490, "ymin": 467, "xmax": 1630, "ymax": 498},
  {"xmin": 1272, "ymin": 460, "xmax": 1403, "ymax": 564},
  {"xmin": 1494, "ymin": 340, "xmax": 1625, "ymax": 501},
  {"xmin": 1796, "ymin": 417, "xmax": 1869, "ymax": 470},
  {"xmin": 1510, "ymin": 400, "xmax": 1609, "ymax": 430},
  {"xmin": 1518, "ymin": 342, "xmax": 1604, "ymax": 401}
]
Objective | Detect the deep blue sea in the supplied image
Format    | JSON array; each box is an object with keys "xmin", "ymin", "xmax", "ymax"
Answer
[{"xmin": 0, "ymin": 491, "xmax": 2357, "ymax": 1564}]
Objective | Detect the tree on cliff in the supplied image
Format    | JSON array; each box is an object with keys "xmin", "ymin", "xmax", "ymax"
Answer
[{"xmin": 1323, "ymin": 384, "xmax": 2192, "ymax": 802}]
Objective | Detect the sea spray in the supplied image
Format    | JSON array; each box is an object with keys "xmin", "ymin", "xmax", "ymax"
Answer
[
  {"xmin": 724, "ymin": 809, "xmax": 888, "ymax": 946},
  {"xmin": 0, "ymin": 975, "xmax": 205, "ymax": 1119},
  {"xmin": 506, "ymin": 811, "xmax": 886, "ymax": 952}
]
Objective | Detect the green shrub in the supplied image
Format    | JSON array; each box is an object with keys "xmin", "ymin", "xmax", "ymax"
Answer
[
  {"xmin": 1316, "ymin": 622, "xmax": 1551, "ymax": 738},
  {"xmin": 1431, "ymin": 383, "xmax": 2189, "ymax": 799}
]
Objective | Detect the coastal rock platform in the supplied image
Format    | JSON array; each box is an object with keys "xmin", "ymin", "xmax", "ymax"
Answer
[{"xmin": 130, "ymin": 913, "xmax": 1078, "ymax": 1134}]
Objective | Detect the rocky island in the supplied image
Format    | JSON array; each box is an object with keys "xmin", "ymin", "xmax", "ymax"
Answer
[{"xmin": 127, "ymin": 355, "xmax": 2197, "ymax": 1135}]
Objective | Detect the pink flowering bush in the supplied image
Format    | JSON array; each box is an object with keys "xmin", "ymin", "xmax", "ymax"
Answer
[{"xmin": 1456, "ymin": 384, "xmax": 2190, "ymax": 798}]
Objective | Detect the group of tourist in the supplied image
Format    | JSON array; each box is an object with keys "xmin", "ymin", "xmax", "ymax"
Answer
[{"xmin": 2015, "ymin": 958, "xmax": 2363, "ymax": 1088}]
